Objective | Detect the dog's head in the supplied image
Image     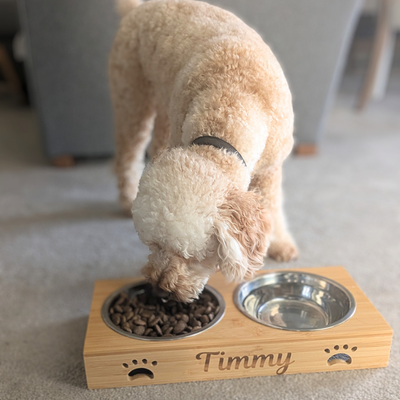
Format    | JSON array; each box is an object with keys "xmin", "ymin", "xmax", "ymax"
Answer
[{"xmin": 132, "ymin": 148, "xmax": 271, "ymax": 302}]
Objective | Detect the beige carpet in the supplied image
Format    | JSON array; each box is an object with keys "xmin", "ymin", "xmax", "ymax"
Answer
[{"xmin": 0, "ymin": 76, "xmax": 399, "ymax": 399}]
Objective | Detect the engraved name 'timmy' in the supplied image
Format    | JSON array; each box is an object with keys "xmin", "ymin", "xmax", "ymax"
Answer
[{"xmin": 196, "ymin": 351, "xmax": 294, "ymax": 375}]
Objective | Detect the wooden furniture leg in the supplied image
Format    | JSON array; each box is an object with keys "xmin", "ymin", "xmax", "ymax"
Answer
[
  {"xmin": 51, "ymin": 155, "xmax": 75, "ymax": 167},
  {"xmin": 357, "ymin": 0, "xmax": 394, "ymax": 110},
  {"xmin": 294, "ymin": 143, "xmax": 318, "ymax": 156}
]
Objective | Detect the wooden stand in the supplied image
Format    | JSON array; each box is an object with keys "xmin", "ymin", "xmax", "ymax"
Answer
[{"xmin": 83, "ymin": 266, "xmax": 392, "ymax": 389}]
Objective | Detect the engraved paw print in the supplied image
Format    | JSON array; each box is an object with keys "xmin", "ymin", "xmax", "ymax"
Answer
[
  {"xmin": 325, "ymin": 344, "xmax": 357, "ymax": 365},
  {"xmin": 122, "ymin": 359, "xmax": 158, "ymax": 381}
]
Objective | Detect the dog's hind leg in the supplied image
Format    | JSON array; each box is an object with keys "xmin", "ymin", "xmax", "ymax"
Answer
[
  {"xmin": 109, "ymin": 21, "xmax": 156, "ymax": 214},
  {"xmin": 250, "ymin": 165, "xmax": 298, "ymax": 262},
  {"xmin": 147, "ymin": 106, "xmax": 170, "ymax": 160}
]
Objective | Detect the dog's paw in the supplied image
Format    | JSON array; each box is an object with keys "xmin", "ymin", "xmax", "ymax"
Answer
[
  {"xmin": 267, "ymin": 239, "xmax": 298, "ymax": 262},
  {"xmin": 119, "ymin": 202, "xmax": 133, "ymax": 218},
  {"xmin": 119, "ymin": 194, "xmax": 135, "ymax": 218}
]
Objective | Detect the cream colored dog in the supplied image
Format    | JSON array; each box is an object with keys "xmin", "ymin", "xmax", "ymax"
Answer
[{"xmin": 109, "ymin": 0, "xmax": 298, "ymax": 302}]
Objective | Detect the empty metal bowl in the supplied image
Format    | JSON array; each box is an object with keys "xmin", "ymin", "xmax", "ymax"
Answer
[
  {"xmin": 234, "ymin": 271, "xmax": 356, "ymax": 331},
  {"xmin": 102, "ymin": 281, "xmax": 225, "ymax": 341}
]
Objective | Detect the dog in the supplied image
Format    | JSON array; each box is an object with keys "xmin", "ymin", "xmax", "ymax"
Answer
[{"xmin": 109, "ymin": 0, "xmax": 298, "ymax": 302}]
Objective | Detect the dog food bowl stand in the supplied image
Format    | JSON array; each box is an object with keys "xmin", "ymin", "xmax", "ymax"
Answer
[{"xmin": 83, "ymin": 266, "xmax": 392, "ymax": 389}]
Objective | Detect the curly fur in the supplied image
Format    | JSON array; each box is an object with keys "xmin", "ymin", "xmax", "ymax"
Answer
[
  {"xmin": 215, "ymin": 190, "xmax": 272, "ymax": 282},
  {"xmin": 142, "ymin": 250, "xmax": 211, "ymax": 303},
  {"xmin": 115, "ymin": 0, "xmax": 142, "ymax": 17},
  {"xmin": 109, "ymin": 0, "xmax": 298, "ymax": 302}
]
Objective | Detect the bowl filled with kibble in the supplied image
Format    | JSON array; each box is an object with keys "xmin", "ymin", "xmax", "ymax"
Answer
[{"xmin": 101, "ymin": 281, "xmax": 225, "ymax": 340}]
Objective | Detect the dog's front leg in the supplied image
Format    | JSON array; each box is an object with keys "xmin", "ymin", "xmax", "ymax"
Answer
[{"xmin": 250, "ymin": 165, "xmax": 298, "ymax": 262}]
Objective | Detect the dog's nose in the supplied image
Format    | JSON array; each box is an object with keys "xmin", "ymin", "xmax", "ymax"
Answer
[{"xmin": 152, "ymin": 286, "xmax": 170, "ymax": 298}]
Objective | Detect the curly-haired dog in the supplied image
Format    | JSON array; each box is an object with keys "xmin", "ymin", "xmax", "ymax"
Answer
[{"xmin": 109, "ymin": 0, "xmax": 298, "ymax": 302}]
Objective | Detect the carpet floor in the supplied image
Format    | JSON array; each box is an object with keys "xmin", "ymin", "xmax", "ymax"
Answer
[{"xmin": 0, "ymin": 75, "xmax": 399, "ymax": 399}]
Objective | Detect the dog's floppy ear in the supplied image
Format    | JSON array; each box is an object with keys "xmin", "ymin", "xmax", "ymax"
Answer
[{"xmin": 214, "ymin": 190, "xmax": 271, "ymax": 281}]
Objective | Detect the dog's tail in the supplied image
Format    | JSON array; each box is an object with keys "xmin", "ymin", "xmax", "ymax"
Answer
[{"xmin": 115, "ymin": 0, "xmax": 143, "ymax": 17}]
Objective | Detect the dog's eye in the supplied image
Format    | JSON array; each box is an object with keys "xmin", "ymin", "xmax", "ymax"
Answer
[{"xmin": 149, "ymin": 243, "xmax": 161, "ymax": 252}]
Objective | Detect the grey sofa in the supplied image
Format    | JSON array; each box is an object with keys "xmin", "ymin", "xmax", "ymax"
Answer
[
  {"xmin": 0, "ymin": 0, "xmax": 19, "ymax": 37},
  {"xmin": 17, "ymin": 0, "xmax": 119, "ymax": 159},
  {"xmin": 210, "ymin": 0, "xmax": 363, "ymax": 149},
  {"xmin": 18, "ymin": 0, "xmax": 363, "ymax": 160}
]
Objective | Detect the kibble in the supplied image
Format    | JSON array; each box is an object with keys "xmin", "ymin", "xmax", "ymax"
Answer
[
  {"xmin": 180, "ymin": 314, "xmax": 189, "ymax": 323},
  {"xmin": 133, "ymin": 325, "xmax": 146, "ymax": 335},
  {"xmin": 114, "ymin": 305, "xmax": 123, "ymax": 313},
  {"xmin": 173, "ymin": 320, "xmax": 187, "ymax": 334},
  {"xmin": 154, "ymin": 324, "xmax": 163, "ymax": 336},
  {"xmin": 108, "ymin": 286, "xmax": 220, "ymax": 338},
  {"xmin": 124, "ymin": 311, "xmax": 134, "ymax": 321},
  {"xmin": 111, "ymin": 313, "xmax": 121, "ymax": 325},
  {"xmin": 122, "ymin": 323, "xmax": 132, "ymax": 333}
]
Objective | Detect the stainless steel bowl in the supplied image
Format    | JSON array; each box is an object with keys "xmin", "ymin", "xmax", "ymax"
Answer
[
  {"xmin": 234, "ymin": 271, "xmax": 356, "ymax": 331},
  {"xmin": 102, "ymin": 281, "xmax": 225, "ymax": 341}
]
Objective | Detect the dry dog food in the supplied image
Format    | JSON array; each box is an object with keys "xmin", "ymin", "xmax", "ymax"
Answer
[{"xmin": 109, "ymin": 287, "xmax": 220, "ymax": 338}]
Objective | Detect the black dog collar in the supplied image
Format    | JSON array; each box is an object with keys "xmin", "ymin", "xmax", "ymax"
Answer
[{"xmin": 191, "ymin": 136, "xmax": 247, "ymax": 167}]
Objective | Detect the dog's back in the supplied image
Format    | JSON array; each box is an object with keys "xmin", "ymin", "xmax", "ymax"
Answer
[
  {"xmin": 113, "ymin": 0, "xmax": 293, "ymax": 168},
  {"xmin": 121, "ymin": 1, "xmax": 267, "ymax": 93}
]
